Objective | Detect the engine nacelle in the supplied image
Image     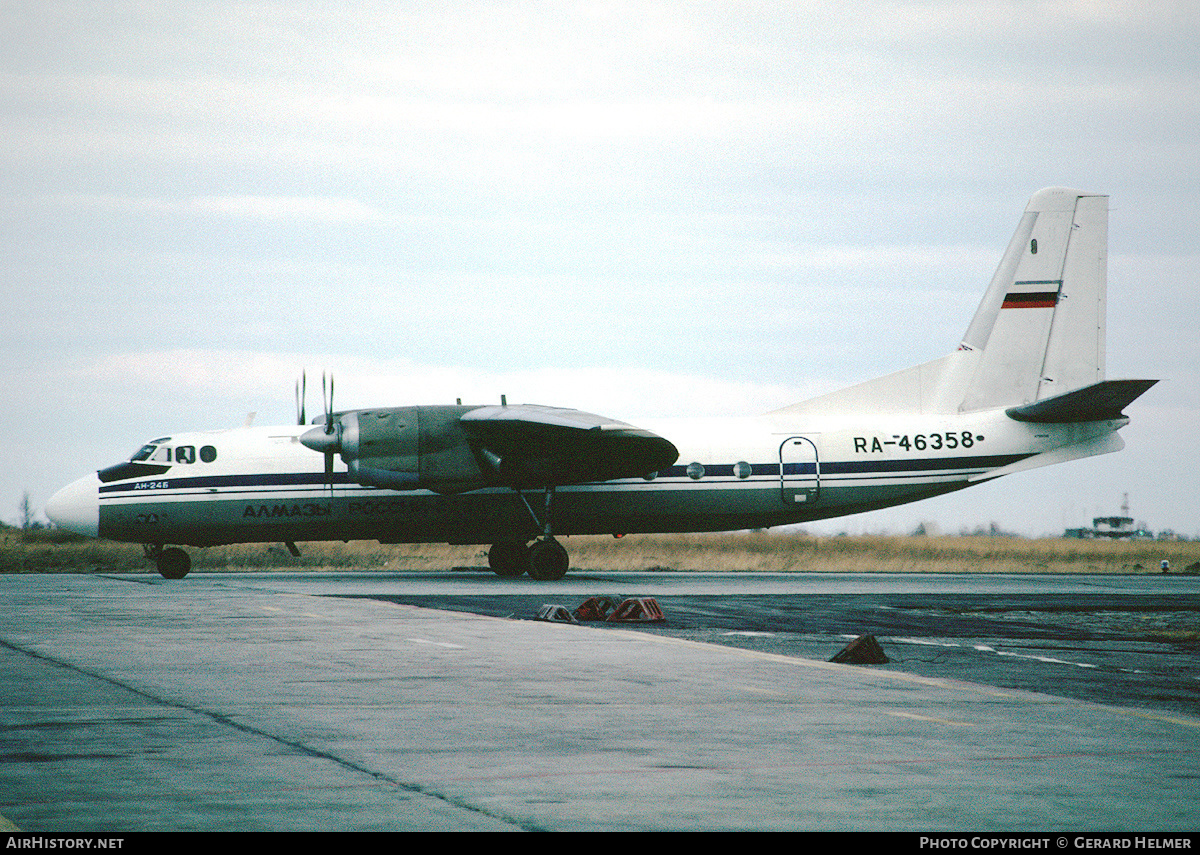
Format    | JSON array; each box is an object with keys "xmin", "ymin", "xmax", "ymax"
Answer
[{"xmin": 338, "ymin": 405, "xmax": 488, "ymax": 494}]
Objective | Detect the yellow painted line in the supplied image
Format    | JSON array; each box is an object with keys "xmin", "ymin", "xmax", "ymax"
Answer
[
  {"xmin": 619, "ymin": 628, "xmax": 1019, "ymax": 697},
  {"xmin": 259, "ymin": 604, "xmax": 323, "ymax": 619},
  {"xmin": 884, "ymin": 710, "xmax": 974, "ymax": 727},
  {"xmin": 632, "ymin": 630, "xmax": 1200, "ymax": 729},
  {"xmin": 1099, "ymin": 705, "xmax": 1200, "ymax": 729},
  {"xmin": 406, "ymin": 637, "xmax": 465, "ymax": 649},
  {"xmin": 0, "ymin": 814, "xmax": 20, "ymax": 831}
]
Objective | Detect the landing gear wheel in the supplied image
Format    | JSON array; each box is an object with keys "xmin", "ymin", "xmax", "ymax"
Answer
[
  {"xmin": 488, "ymin": 542, "xmax": 530, "ymax": 578},
  {"xmin": 527, "ymin": 538, "xmax": 569, "ymax": 581},
  {"xmin": 157, "ymin": 547, "xmax": 191, "ymax": 579}
]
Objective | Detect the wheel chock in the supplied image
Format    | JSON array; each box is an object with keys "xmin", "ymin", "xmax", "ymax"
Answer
[
  {"xmin": 606, "ymin": 597, "xmax": 666, "ymax": 623},
  {"xmin": 574, "ymin": 595, "xmax": 619, "ymax": 621},
  {"xmin": 534, "ymin": 604, "xmax": 579, "ymax": 624},
  {"xmin": 829, "ymin": 634, "xmax": 889, "ymax": 664}
]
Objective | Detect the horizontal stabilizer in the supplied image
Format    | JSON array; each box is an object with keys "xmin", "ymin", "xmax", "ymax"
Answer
[{"xmin": 1005, "ymin": 379, "xmax": 1158, "ymax": 423}]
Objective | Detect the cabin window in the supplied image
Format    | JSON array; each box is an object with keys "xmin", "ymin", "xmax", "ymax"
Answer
[
  {"xmin": 686, "ymin": 462, "xmax": 705, "ymax": 480},
  {"xmin": 200, "ymin": 445, "xmax": 217, "ymax": 463},
  {"xmin": 733, "ymin": 461, "xmax": 752, "ymax": 479}
]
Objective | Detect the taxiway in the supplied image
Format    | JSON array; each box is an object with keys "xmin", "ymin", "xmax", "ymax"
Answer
[{"xmin": 0, "ymin": 571, "xmax": 1197, "ymax": 831}]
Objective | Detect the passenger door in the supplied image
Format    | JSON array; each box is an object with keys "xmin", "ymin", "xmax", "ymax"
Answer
[{"xmin": 779, "ymin": 436, "xmax": 819, "ymax": 505}]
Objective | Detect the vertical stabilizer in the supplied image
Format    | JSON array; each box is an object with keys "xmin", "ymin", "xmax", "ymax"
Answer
[
  {"xmin": 768, "ymin": 188, "xmax": 1112, "ymax": 420},
  {"xmin": 958, "ymin": 188, "xmax": 1107, "ymax": 412}
]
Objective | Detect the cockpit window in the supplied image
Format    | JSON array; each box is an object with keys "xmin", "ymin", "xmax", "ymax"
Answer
[{"xmin": 122, "ymin": 439, "xmax": 211, "ymax": 470}]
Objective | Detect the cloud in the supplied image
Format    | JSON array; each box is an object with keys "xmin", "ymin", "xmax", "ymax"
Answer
[
  {"xmin": 59, "ymin": 349, "xmax": 812, "ymax": 422},
  {"xmin": 4, "ymin": 1, "xmax": 1198, "ymax": 538}
]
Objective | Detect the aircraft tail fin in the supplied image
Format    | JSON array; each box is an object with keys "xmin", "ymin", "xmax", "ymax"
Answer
[
  {"xmin": 769, "ymin": 188, "xmax": 1154, "ymax": 421},
  {"xmin": 956, "ymin": 187, "xmax": 1108, "ymax": 412}
]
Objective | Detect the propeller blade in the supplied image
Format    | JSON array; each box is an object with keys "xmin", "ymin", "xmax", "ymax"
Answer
[
  {"xmin": 322, "ymin": 372, "xmax": 335, "ymax": 434},
  {"xmin": 322, "ymin": 372, "xmax": 336, "ymax": 494},
  {"xmin": 295, "ymin": 371, "xmax": 307, "ymax": 426}
]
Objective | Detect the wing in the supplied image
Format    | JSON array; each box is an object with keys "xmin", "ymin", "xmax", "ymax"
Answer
[{"xmin": 460, "ymin": 404, "xmax": 678, "ymax": 488}]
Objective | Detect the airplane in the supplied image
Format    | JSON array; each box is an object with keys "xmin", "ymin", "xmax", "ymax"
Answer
[{"xmin": 46, "ymin": 187, "xmax": 1157, "ymax": 580}]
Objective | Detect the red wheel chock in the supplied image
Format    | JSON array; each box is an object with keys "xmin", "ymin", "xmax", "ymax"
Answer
[
  {"xmin": 573, "ymin": 595, "xmax": 619, "ymax": 621},
  {"xmin": 606, "ymin": 597, "xmax": 666, "ymax": 623}
]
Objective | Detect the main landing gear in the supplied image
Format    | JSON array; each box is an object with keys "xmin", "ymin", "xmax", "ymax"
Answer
[
  {"xmin": 488, "ymin": 538, "xmax": 569, "ymax": 581},
  {"xmin": 145, "ymin": 544, "xmax": 191, "ymax": 579},
  {"xmin": 488, "ymin": 485, "xmax": 571, "ymax": 581}
]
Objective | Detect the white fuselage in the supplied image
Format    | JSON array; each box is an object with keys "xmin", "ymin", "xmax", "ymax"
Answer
[{"xmin": 48, "ymin": 409, "xmax": 1125, "ymax": 548}]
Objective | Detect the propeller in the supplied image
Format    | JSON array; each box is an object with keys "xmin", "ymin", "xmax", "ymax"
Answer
[{"xmin": 299, "ymin": 373, "xmax": 342, "ymax": 490}]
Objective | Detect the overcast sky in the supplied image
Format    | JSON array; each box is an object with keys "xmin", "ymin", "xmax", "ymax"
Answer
[{"xmin": 5, "ymin": 1, "xmax": 1198, "ymax": 538}]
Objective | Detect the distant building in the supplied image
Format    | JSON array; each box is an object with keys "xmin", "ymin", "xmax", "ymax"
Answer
[
  {"xmin": 1063, "ymin": 494, "xmax": 1153, "ymax": 540},
  {"xmin": 1091, "ymin": 514, "xmax": 1136, "ymax": 539}
]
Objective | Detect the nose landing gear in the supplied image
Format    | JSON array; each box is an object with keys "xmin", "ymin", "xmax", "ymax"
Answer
[{"xmin": 145, "ymin": 544, "xmax": 191, "ymax": 579}]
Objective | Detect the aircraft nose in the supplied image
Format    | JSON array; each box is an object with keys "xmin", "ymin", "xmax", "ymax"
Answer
[{"xmin": 45, "ymin": 474, "xmax": 100, "ymax": 538}]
